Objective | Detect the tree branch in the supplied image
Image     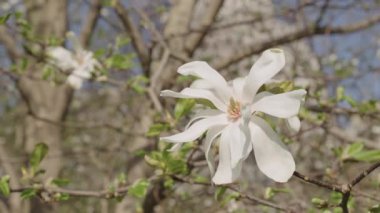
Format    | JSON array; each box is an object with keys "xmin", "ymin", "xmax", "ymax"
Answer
[
  {"xmin": 171, "ymin": 175, "xmax": 290, "ymax": 212},
  {"xmin": 350, "ymin": 161, "xmax": 380, "ymax": 187},
  {"xmin": 294, "ymin": 161, "xmax": 380, "ymax": 213},
  {"xmin": 215, "ymin": 14, "xmax": 380, "ymax": 70},
  {"xmin": 293, "ymin": 171, "xmax": 342, "ymax": 192},
  {"xmin": 113, "ymin": 0, "xmax": 149, "ymax": 71},
  {"xmin": 80, "ymin": 0, "xmax": 102, "ymax": 48},
  {"xmin": 0, "ymin": 26, "xmax": 21, "ymax": 62},
  {"xmin": 185, "ymin": 0, "xmax": 225, "ymax": 55}
]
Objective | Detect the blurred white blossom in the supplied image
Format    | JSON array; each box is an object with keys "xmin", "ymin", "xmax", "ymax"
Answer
[{"xmin": 47, "ymin": 33, "xmax": 100, "ymax": 89}]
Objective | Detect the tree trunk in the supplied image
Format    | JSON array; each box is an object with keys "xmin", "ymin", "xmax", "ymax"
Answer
[{"xmin": 9, "ymin": 1, "xmax": 70, "ymax": 212}]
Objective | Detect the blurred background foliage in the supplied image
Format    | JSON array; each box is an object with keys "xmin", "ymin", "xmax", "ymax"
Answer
[{"xmin": 0, "ymin": 0, "xmax": 380, "ymax": 212}]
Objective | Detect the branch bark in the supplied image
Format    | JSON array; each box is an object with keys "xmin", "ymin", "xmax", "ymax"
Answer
[
  {"xmin": 215, "ymin": 14, "xmax": 380, "ymax": 70},
  {"xmin": 80, "ymin": 0, "xmax": 102, "ymax": 48},
  {"xmin": 185, "ymin": 0, "xmax": 225, "ymax": 55},
  {"xmin": 0, "ymin": 26, "xmax": 21, "ymax": 62},
  {"xmin": 113, "ymin": 0, "xmax": 149, "ymax": 71}
]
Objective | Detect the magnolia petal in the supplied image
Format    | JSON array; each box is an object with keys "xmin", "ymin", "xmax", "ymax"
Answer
[
  {"xmin": 168, "ymin": 143, "xmax": 182, "ymax": 152},
  {"xmin": 178, "ymin": 61, "xmax": 232, "ymax": 102},
  {"xmin": 47, "ymin": 47, "xmax": 78, "ymax": 71},
  {"xmin": 185, "ymin": 109, "xmax": 222, "ymax": 129},
  {"xmin": 287, "ymin": 116, "xmax": 301, "ymax": 132},
  {"xmin": 231, "ymin": 77, "xmax": 245, "ymax": 102},
  {"xmin": 160, "ymin": 88, "xmax": 227, "ymax": 112},
  {"xmin": 226, "ymin": 122, "xmax": 252, "ymax": 168},
  {"xmin": 252, "ymin": 89, "xmax": 307, "ymax": 118},
  {"xmin": 212, "ymin": 128, "xmax": 243, "ymax": 184},
  {"xmin": 160, "ymin": 114, "xmax": 228, "ymax": 143},
  {"xmin": 243, "ymin": 49, "xmax": 286, "ymax": 102},
  {"xmin": 204, "ymin": 126, "xmax": 225, "ymax": 176},
  {"xmin": 190, "ymin": 79, "xmax": 213, "ymax": 90},
  {"xmin": 249, "ymin": 116, "xmax": 295, "ymax": 182}
]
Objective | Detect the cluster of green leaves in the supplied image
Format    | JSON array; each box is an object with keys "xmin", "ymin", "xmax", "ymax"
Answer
[
  {"xmin": 22, "ymin": 143, "xmax": 49, "ymax": 179},
  {"xmin": 105, "ymin": 53, "xmax": 135, "ymax": 70},
  {"xmin": 338, "ymin": 142, "xmax": 380, "ymax": 162},
  {"xmin": 107, "ymin": 172, "xmax": 127, "ymax": 201},
  {"xmin": 262, "ymin": 81, "xmax": 295, "ymax": 94},
  {"xmin": 214, "ymin": 186, "xmax": 240, "ymax": 207},
  {"xmin": 144, "ymin": 144, "xmax": 191, "ymax": 176},
  {"xmin": 0, "ymin": 13, "xmax": 11, "ymax": 25},
  {"xmin": 311, "ymin": 192, "xmax": 354, "ymax": 213},
  {"xmin": 128, "ymin": 179, "xmax": 150, "ymax": 199},
  {"xmin": 127, "ymin": 75, "xmax": 149, "ymax": 95},
  {"xmin": 17, "ymin": 143, "xmax": 49, "ymax": 199},
  {"xmin": 264, "ymin": 187, "xmax": 290, "ymax": 200},
  {"xmin": 147, "ymin": 97, "xmax": 196, "ymax": 137},
  {"xmin": 0, "ymin": 175, "xmax": 10, "ymax": 197}
]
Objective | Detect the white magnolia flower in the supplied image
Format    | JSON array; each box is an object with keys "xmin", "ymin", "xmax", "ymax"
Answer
[
  {"xmin": 47, "ymin": 33, "xmax": 99, "ymax": 89},
  {"xmin": 160, "ymin": 49, "xmax": 306, "ymax": 185}
]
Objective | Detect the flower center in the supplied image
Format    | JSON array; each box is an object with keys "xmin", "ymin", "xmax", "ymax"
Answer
[{"xmin": 227, "ymin": 98, "xmax": 241, "ymax": 120}]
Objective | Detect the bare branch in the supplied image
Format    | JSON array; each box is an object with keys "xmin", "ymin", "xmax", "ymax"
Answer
[
  {"xmin": 215, "ymin": 14, "xmax": 380, "ymax": 70},
  {"xmin": 293, "ymin": 171, "xmax": 343, "ymax": 192},
  {"xmin": 80, "ymin": 0, "xmax": 102, "ymax": 48},
  {"xmin": 185, "ymin": 0, "xmax": 225, "ymax": 55},
  {"xmin": 294, "ymin": 160, "xmax": 380, "ymax": 213},
  {"xmin": 163, "ymin": 0, "xmax": 196, "ymax": 37},
  {"xmin": 0, "ymin": 26, "xmax": 21, "ymax": 62},
  {"xmin": 171, "ymin": 175, "xmax": 290, "ymax": 212},
  {"xmin": 350, "ymin": 161, "xmax": 380, "ymax": 187},
  {"xmin": 113, "ymin": 0, "xmax": 149, "ymax": 70}
]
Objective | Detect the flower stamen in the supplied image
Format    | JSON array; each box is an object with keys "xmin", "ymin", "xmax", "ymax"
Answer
[{"xmin": 227, "ymin": 98, "xmax": 241, "ymax": 120}]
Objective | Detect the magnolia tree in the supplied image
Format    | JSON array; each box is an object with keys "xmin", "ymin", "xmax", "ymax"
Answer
[{"xmin": 0, "ymin": 0, "xmax": 379, "ymax": 213}]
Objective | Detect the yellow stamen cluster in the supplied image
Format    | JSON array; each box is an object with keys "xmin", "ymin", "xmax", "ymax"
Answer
[{"xmin": 227, "ymin": 98, "xmax": 241, "ymax": 120}]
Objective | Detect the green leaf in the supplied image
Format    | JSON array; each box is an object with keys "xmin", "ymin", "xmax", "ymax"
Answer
[
  {"xmin": 264, "ymin": 187, "xmax": 290, "ymax": 200},
  {"xmin": 311, "ymin": 197, "xmax": 328, "ymax": 209},
  {"xmin": 174, "ymin": 99, "xmax": 196, "ymax": 120},
  {"xmin": 343, "ymin": 95, "xmax": 357, "ymax": 107},
  {"xmin": 342, "ymin": 142, "xmax": 364, "ymax": 160},
  {"xmin": 336, "ymin": 86, "xmax": 345, "ymax": 101},
  {"xmin": 51, "ymin": 178, "xmax": 70, "ymax": 187},
  {"xmin": 105, "ymin": 54, "xmax": 134, "ymax": 70},
  {"xmin": 21, "ymin": 188, "xmax": 37, "ymax": 199},
  {"xmin": 94, "ymin": 48, "xmax": 106, "ymax": 58},
  {"xmin": 265, "ymin": 81, "xmax": 294, "ymax": 94},
  {"xmin": 335, "ymin": 68, "xmax": 352, "ymax": 78},
  {"xmin": 0, "ymin": 13, "xmax": 11, "ymax": 25},
  {"xmin": 214, "ymin": 186, "xmax": 227, "ymax": 201},
  {"xmin": 165, "ymin": 158, "xmax": 187, "ymax": 174},
  {"xmin": 221, "ymin": 192, "xmax": 240, "ymax": 206},
  {"xmin": 147, "ymin": 123, "xmax": 170, "ymax": 137},
  {"xmin": 127, "ymin": 75, "xmax": 149, "ymax": 94},
  {"xmin": 264, "ymin": 187, "xmax": 275, "ymax": 200},
  {"xmin": 54, "ymin": 192, "xmax": 70, "ymax": 201},
  {"xmin": 369, "ymin": 204, "xmax": 380, "ymax": 213},
  {"xmin": 42, "ymin": 66, "xmax": 54, "ymax": 80},
  {"xmin": 115, "ymin": 36, "xmax": 131, "ymax": 48},
  {"xmin": 357, "ymin": 100, "xmax": 377, "ymax": 113},
  {"xmin": 351, "ymin": 150, "xmax": 380, "ymax": 162},
  {"xmin": 128, "ymin": 179, "xmax": 149, "ymax": 199},
  {"xmin": 117, "ymin": 172, "xmax": 127, "ymax": 185},
  {"xmin": 0, "ymin": 175, "xmax": 10, "ymax": 197},
  {"xmin": 163, "ymin": 177, "xmax": 174, "ymax": 189},
  {"xmin": 193, "ymin": 175, "xmax": 209, "ymax": 184},
  {"xmin": 30, "ymin": 143, "xmax": 49, "ymax": 171}
]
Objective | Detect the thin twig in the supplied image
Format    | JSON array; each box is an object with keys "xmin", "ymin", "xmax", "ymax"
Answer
[
  {"xmin": 350, "ymin": 161, "xmax": 380, "ymax": 187},
  {"xmin": 293, "ymin": 171, "xmax": 342, "ymax": 192}
]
